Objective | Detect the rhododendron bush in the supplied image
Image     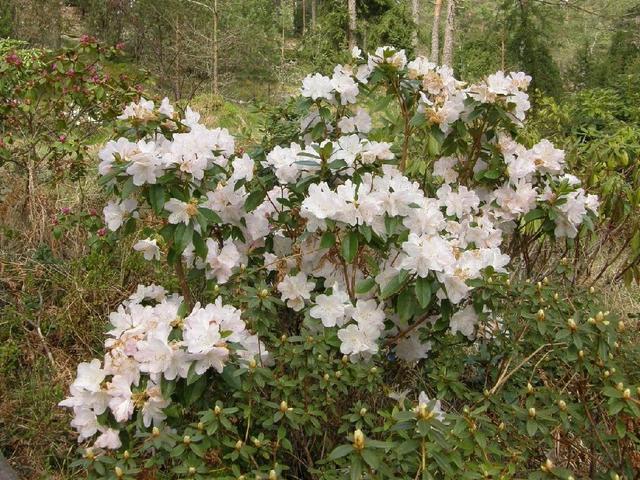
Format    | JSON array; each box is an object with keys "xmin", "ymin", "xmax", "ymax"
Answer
[{"xmin": 61, "ymin": 47, "xmax": 640, "ymax": 479}]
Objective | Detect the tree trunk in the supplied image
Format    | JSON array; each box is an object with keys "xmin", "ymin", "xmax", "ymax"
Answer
[
  {"xmin": 430, "ymin": 0, "xmax": 442, "ymax": 62},
  {"xmin": 347, "ymin": 0, "xmax": 356, "ymax": 50},
  {"xmin": 442, "ymin": 0, "xmax": 457, "ymax": 66},
  {"xmin": 213, "ymin": 0, "xmax": 219, "ymax": 95},
  {"xmin": 311, "ymin": 0, "xmax": 316, "ymax": 29},
  {"xmin": 302, "ymin": 0, "xmax": 306, "ymax": 34},
  {"xmin": 411, "ymin": 0, "xmax": 420, "ymax": 47}
]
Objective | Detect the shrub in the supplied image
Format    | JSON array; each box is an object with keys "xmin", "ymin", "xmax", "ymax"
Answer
[{"xmin": 59, "ymin": 47, "xmax": 639, "ymax": 479}]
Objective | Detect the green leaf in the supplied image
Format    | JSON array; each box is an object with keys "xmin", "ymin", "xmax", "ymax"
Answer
[
  {"xmin": 415, "ymin": 277, "xmax": 432, "ymax": 308},
  {"xmin": 361, "ymin": 449, "xmax": 380, "ymax": 469},
  {"xmin": 523, "ymin": 208, "xmax": 546, "ymax": 223},
  {"xmin": 173, "ymin": 223, "xmax": 193, "ymax": 254},
  {"xmin": 149, "ymin": 184, "xmax": 165, "ymax": 214},
  {"xmin": 192, "ymin": 231, "xmax": 207, "ymax": 259},
  {"xmin": 381, "ymin": 270, "xmax": 408, "ymax": 299},
  {"xmin": 327, "ymin": 444, "xmax": 353, "ymax": 461},
  {"xmin": 341, "ymin": 231, "xmax": 359, "ymax": 263},
  {"xmin": 244, "ymin": 189, "xmax": 266, "ymax": 212},
  {"xmin": 320, "ymin": 231, "xmax": 336, "ymax": 249},
  {"xmin": 356, "ymin": 278, "xmax": 376, "ymax": 294},
  {"xmin": 397, "ymin": 289, "xmax": 416, "ymax": 322},
  {"xmin": 198, "ymin": 207, "xmax": 222, "ymax": 224}
]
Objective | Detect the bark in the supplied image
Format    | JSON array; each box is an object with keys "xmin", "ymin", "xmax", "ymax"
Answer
[
  {"xmin": 430, "ymin": 0, "xmax": 442, "ymax": 62},
  {"xmin": 442, "ymin": 0, "xmax": 456, "ymax": 67},
  {"xmin": 213, "ymin": 0, "xmax": 219, "ymax": 95},
  {"xmin": 311, "ymin": 0, "xmax": 316, "ymax": 29},
  {"xmin": 411, "ymin": 0, "xmax": 420, "ymax": 47},
  {"xmin": 347, "ymin": 0, "xmax": 356, "ymax": 50},
  {"xmin": 302, "ymin": 0, "xmax": 306, "ymax": 34}
]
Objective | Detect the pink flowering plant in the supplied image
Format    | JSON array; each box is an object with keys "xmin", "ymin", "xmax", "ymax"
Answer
[{"xmin": 61, "ymin": 47, "xmax": 640, "ymax": 479}]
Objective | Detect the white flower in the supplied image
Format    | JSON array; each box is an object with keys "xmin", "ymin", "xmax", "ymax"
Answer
[
  {"xmin": 417, "ymin": 391, "xmax": 446, "ymax": 422},
  {"xmin": 94, "ymin": 428, "xmax": 122, "ymax": 449},
  {"xmin": 205, "ymin": 238, "xmax": 240, "ymax": 284},
  {"xmin": 73, "ymin": 359, "xmax": 106, "ymax": 393},
  {"xmin": 401, "ymin": 233, "xmax": 456, "ymax": 277},
  {"xmin": 301, "ymin": 73, "xmax": 334, "ymax": 101},
  {"xmin": 141, "ymin": 383, "xmax": 169, "ymax": 427},
  {"xmin": 351, "ymin": 46, "xmax": 362, "ymax": 59},
  {"xmin": 118, "ymin": 98, "xmax": 155, "ymax": 120},
  {"xmin": 103, "ymin": 199, "xmax": 138, "ymax": 231},
  {"xmin": 277, "ymin": 272, "xmax": 314, "ymax": 311},
  {"xmin": 134, "ymin": 238, "xmax": 160, "ymax": 261},
  {"xmin": 165, "ymin": 198, "xmax": 196, "ymax": 225},
  {"xmin": 158, "ymin": 97, "xmax": 175, "ymax": 117},
  {"xmin": 125, "ymin": 140, "xmax": 163, "ymax": 186},
  {"xmin": 309, "ymin": 283, "xmax": 352, "ymax": 327},
  {"xmin": 337, "ymin": 323, "xmax": 379, "ymax": 359},
  {"xmin": 449, "ymin": 305, "xmax": 478, "ymax": 339},
  {"xmin": 231, "ymin": 154, "xmax": 255, "ymax": 181}
]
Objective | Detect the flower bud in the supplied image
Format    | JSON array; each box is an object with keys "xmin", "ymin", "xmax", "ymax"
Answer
[
  {"xmin": 279, "ymin": 400, "xmax": 289, "ymax": 413},
  {"xmin": 604, "ymin": 370, "xmax": 610, "ymax": 378},
  {"xmin": 323, "ymin": 373, "xmax": 330, "ymax": 381},
  {"xmin": 353, "ymin": 429, "xmax": 365, "ymax": 450},
  {"xmin": 235, "ymin": 440, "xmax": 243, "ymax": 450},
  {"xmin": 341, "ymin": 355, "xmax": 348, "ymax": 364},
  {"xmin": 578, "ymin": 349, "xmax": 585, "ymax": 359},
  {"xmin": 616, "ymin": 382, "xmax": 625, "ymax": 391},
  {"xmin": 188, "ymin": 466, "xmax": 196, "ymax": 476},
  {"xmin": 259, "ymin": 288, "xmax": 269, "ymax": 299},
  {"xmin": 152, "ymin": 426, "xmax": 160, "ymax": 437},
  {"xmin": 335, "ymin": 370, "xmax": 342, "ymax": 379},
  {"xmin": 307, "ymin": 335, "xmax": 314, "ymax": 343},
  {"xmin": 506, "ymin": 278, "xmax": 511, "ymax": 287},
  {"xmin": 537, "ymin": 309, "xmax": 545, "ymax": 321},
  {"xmin": 596, "ymin": 311, "xmax": 604, "ymax": 322},
  {"xmin": 617, "ymin": 321, "xmax": 625, "ymax": 332},
  {"xmin": 253, "ymin": 437, "xmax": 262, "ymax": 448},
  {"xmin": 536, "ymin": 281, "xmax": 542, "ymax": 291},
  {"xmin": 280, "ymin": 334, "xmax": 287, "ymax": 342},
  {"xmin": 553, "ymin": 293, "xmax": 559, "ymax": 301},
  {"xmin": 84, "ymin": 448, "xmax": 95, "ymax": 461},
  {"xmin": 214, "ymin": 405, "xmax": 222, "ymax": 415},
  {"xmin": 589, "ymin": 286, "xmax": 595, "ymax": 294},
  {"xmin": 370, "ymin": 367, "xmax": 378, "ymax": 374},
  {"xmin": 269, "ymin": 470, "xmax": 277, "ymax": 480},
  {"xmin": 623, "ymin": 389, "xmax": 631, "ymax": 400},
  {"xmin": 558, "ymin": 400, "xmax": 567, "ymax": 411},
  {"xmin": 526, "ymin": 383, "xmax": 534, "ymax": 394},
  {"xmin": 183, "ymin": 435, "xmax": 191, "ymax": 445},
  {"xmin": 360, "ymin": 407, "xmax": 367, "ymax": 416},
  {"xmin": 498, "ymin": 422, "xmax": 505, "ymax": 431},
  {"xmin": 543, "ymin": 277, "xmax": 549, "ymax": 284},
  {"xmin": 248, "ymin": 358, "xmax": 257, "ymax": 369},
  {"xmin": 123, "ymin": 450, "xmax": 130, "ymax": 460},
  {"xmin": 115, "ymin": 466, "xmax": 124, "ymax": 478},
  {"xmin": 567, "ymin": 318, "xmax": 577, "ymax": 331},
  {"xmin": 541, "ymin": 458, "xmax": 554, "ymax": 472},
  {"xmin": 197, "ymin": 422, "xmax": 204, "ymax": 430},
  {"xmin": 528, "ymin": 407, "xmax": 536, "ymax": 418}
]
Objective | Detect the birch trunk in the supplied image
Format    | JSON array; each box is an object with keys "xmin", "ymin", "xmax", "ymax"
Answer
[
  {"xmin": 442, "ymin": 0, "xmax": 456, "ymax": 67},
  {"xmin": 347, "ymin": 0, "xmax": 356, "ymax": 50},
  {"xmin": 430, "ymin": 0, "xmax": 442, "ymax": 62}
]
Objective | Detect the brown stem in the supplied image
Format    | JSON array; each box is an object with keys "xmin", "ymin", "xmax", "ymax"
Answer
[{"xmin": 175, "ymin": 259, "xmax": 193, "ymax": 310}]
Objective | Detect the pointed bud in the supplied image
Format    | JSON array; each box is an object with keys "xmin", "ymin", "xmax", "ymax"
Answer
[
  {"xmin": 197, "ymin": 422, "xmax": 204, "ymax": 430},
  {"xmin": 115, "ymin": 466, "xmax": 124, "ymax": 478},
  {"xmin": 527, "ymin": 382, "xmax": 534, "ymax": 394},
  {"xmin": 123, "ymin": 450, "xmax": 130, "ymax": 460},
  {"xmin": 558, "ymin": 400, "xmax": 567, "ymax": 411},
  {"xmin": 623, "ymin": 389, "xmax": 631, "ymax": 400},
  {"xmin": 528, "ymin": 407, "xmax": 536, "ymax": 418},
  {"xmin": 323, "ymin": 373, "xmax": 330, "ymax": 381},
  {"xmin": 269, "ymin": 470, "xmax": 277, "ymax": 480},
  {"xmin": 335, "ymin": 370, "xmax": 342, "ymax": 379},
  {"xmin": 214, "ymin": 405, "xmax": 222, "ymax": 415},
  {"xmin": 595, "ymin": 311, "xmax": 604, "ymax": 322},
  {"xmin": 616, "ymin": 382, "xmax": 625, "ymax": 391},
  {"xmin": 567, "ymin": 318, "xmax": 577, "ymax": 331},
  {"xmin": 235, "ymin": 440, "xmax": 243, "ymax": 450},
  {"xmin": 353, "ymin": 429, "xmax": 365, "ymax": 450},
  {"xmin": 183, "ymin": 435, "xmax": 191, "ymax": 445},
  {"xmin": 617, "ymin": 321, "xmax": 625, "ymax": 332},
  {"xmin": 537, "ymin": 309, "xmax": 545, "ymax": 321},
  {"xmin": 152, "ymin": 426, "xmax": 160, "ymax": 437},
  {"xmin": 188, "ymin": 467, "xmax": 196, "ymax": 476},
  {"xmin": 360, "ymin": 407, "xmax": 367, "ymax": 416}
]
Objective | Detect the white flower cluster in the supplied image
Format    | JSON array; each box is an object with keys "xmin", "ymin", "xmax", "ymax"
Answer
[
  {"xmin": 59, "ymin": 285, "xmax": 268, "ymax": 449},
  {"xmin": 75, "ymin": 47, "xmax": 600, "ymax": 443}
]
